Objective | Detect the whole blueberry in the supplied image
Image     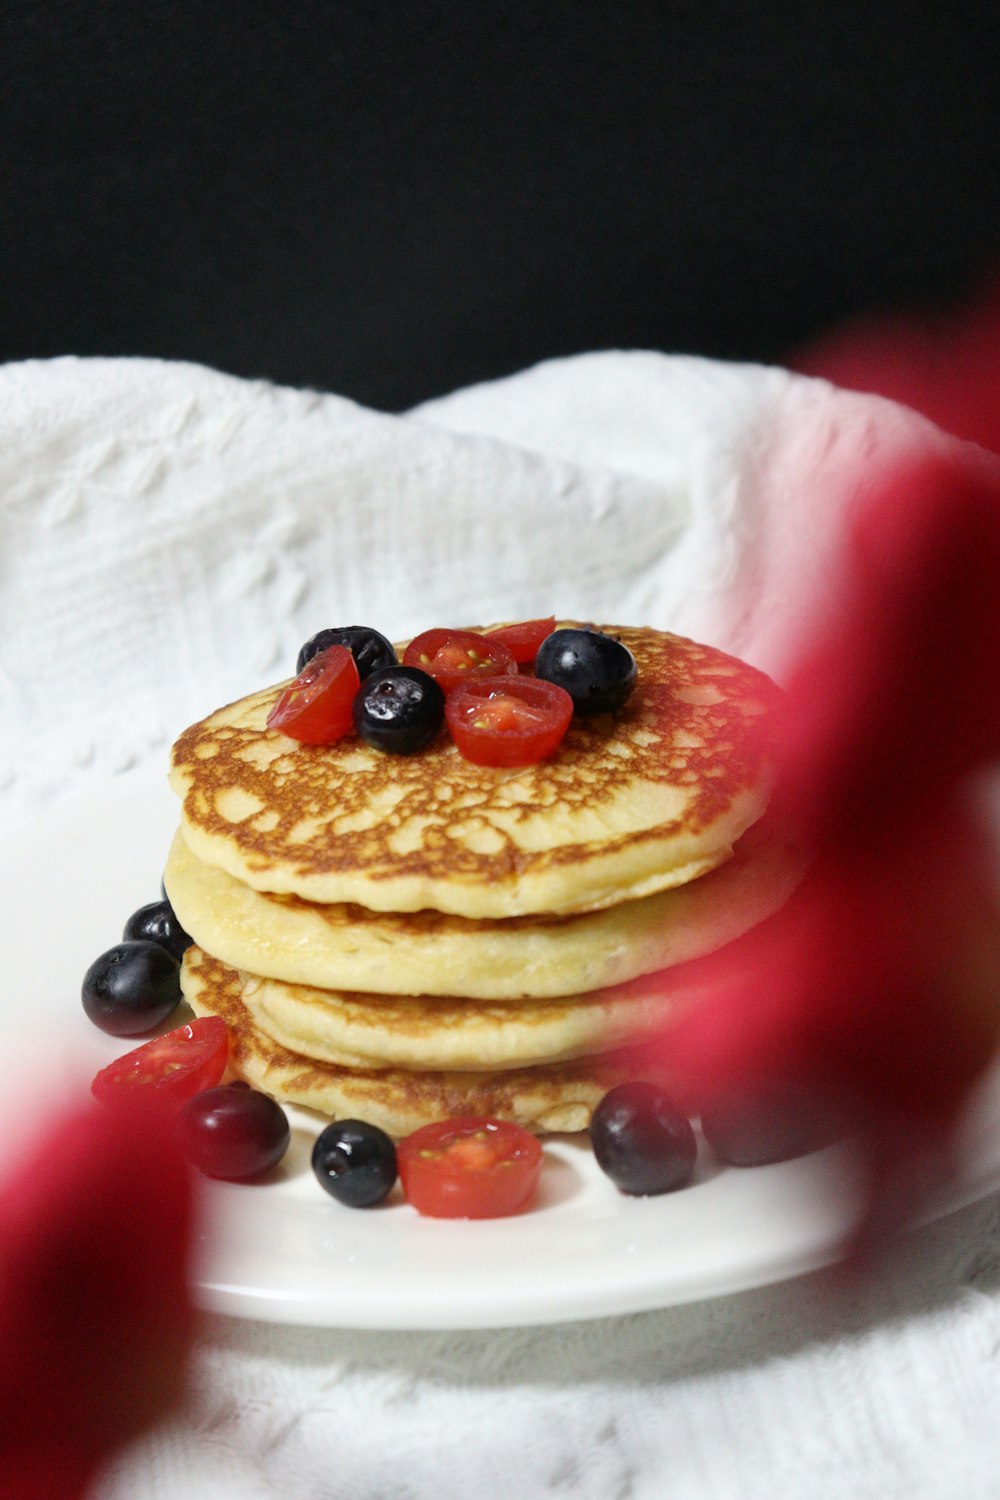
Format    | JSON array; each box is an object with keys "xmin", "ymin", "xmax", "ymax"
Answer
[
  {"xmin": 700, "ymin": 1083, "xmax": 843, "ymax": 1166},
  {"xmin": 590, "ymin": 1082, "xmax": 697, "ymax": 1195},
  {"xmin": 535, "ymin": 628, "xmax": 637, "ymax": 715},
  {"xmin": 353, "ymin": 664, "xmax": 445, "ymax": 754},
  {"xmin": 312, "ymin": 1119, "xmax": 398, "ymax": 1207},
  {"xmin": 122, "ymin": 898, "xmax": 193, "ymax": 965},
  {"xmin": 81, "ymin": 941, "xmax": 181, "ymax": 1036},
  {"xmin": 297, "ymin": 626, "xmax": 398, "ymax": 680}
]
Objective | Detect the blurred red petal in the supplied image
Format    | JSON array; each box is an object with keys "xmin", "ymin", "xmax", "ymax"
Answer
[
  {"xmin": 792, "ymin": 271, "xmax": 1000, "ymax": 453},
  {"xmin": 774, "ymin": 450, "xmax": 1000, "ymax": 852},
  {"xmin": 659, "ymin": 435, "xmax": 1000, "ymax": 1257},
  {"xmin": 0, "ymin": 1098, "xmax": 195, "ymax": 1498}
]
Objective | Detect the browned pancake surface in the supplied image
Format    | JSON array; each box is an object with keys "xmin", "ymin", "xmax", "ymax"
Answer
[
  {"xmin": 182, "ymin": 947, "xmax": 683, "ymax": 1135},
  {"xmin": 170, "ymin": 625, "xmax": 779, "ymax": 915}
]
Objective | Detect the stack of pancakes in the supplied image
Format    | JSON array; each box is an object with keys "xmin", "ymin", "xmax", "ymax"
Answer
[{"xmin": 166, "ymin": 625, "xmax": 802, "ymax": 1137}]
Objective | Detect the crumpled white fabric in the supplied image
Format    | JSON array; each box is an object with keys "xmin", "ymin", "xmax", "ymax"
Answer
[
  {"xmin": 94, "ymin": 1200, "xmax": 1000, "ymax": 1500},
  {"xmin": 0, "ymin": 349, "xmax": 958, "ymax": 837},
  {"xmin": 2, "ymin": 351, "xmax": 998, "ymax": 1500}
]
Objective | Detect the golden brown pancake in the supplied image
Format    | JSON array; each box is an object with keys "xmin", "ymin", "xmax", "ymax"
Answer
[
  {"xmin": 169, "ymin": 625, "xmax": 780, "ymax": 919},
  {"xmin": 164, "ymin": 812, "xmax": 804, "ymax": 998},
  {"xmin": 182, "ymin": 947, "xmax": 682, "ymax": 1136},
  {"xmin": 229, "ymin": 953, "xmax": 725, "ymax": 1071}
]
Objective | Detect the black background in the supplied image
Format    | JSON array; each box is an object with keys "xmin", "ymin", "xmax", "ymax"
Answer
[{"xmin": 4, "ymin": 2, "xmax": 1000, "ymax": 410}]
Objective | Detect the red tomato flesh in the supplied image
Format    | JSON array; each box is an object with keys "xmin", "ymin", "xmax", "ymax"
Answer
[
  {"xmin": 445, "ymin": 675, "xmax": 574, "ymax": 766},
  {"xmin": 397, "ymin": 1116, "xmax": 543, "ymax": 1218},
  {"xmin": 403, "ymin": 629, "xmax": 517, "ymax": 694},
  {"xmin": 266, "ymin": 645, "xmax": 360, "ymax": 744},
  {"xmin": 484, "ymin": 616, "xmax": 557, "ymax": 664},
  {"xmin": 91, "ymin": 1016, "xmax": 229, "ymax": 1110}
]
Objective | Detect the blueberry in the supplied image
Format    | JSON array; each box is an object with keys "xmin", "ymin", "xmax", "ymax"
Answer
[
  {"xmin": 312, "ymin": 1119, "xmax": 398, "ymax": 1207},
  {"xmin": 700, "ymin": 1083, "xmax": 842, "ymax": 1167},
  {"xmin": 297, "ymin": 626, "xmax": 398, "ymax": 681},
  {"xmin": 535, "ymin": 628, "xmax": 637, "ymax": 715},
  {"xmin": 590, "ymin": 1082, "xmax": 697, "ymax": 1195},
  {"xmin": 81, "ymin": 941, "xmax": 181, "ymax": 1036},
  {"xmin": 122, "ymin": 898, "xmax": 193, "ymax": 965},
  {"xmin": 179, "ymin": 1085, "xmax": 290, "ymax": 1179},
  {"xmin": 353, "ymin": 665, "xmax": 445, "ymax": 754}
]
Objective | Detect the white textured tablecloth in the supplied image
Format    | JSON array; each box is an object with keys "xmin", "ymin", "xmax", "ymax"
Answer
[{"xmin": 2, "ymin": 351, "xmax": 999, "ymax": 1499}]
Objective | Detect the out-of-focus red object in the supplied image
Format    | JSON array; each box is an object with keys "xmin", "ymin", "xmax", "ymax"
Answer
[
  {"xmin": 0, "ymin": 1098, "xmax": 195, "ymax": 1499},
  {"xmin": 792, "ymin": 271, "xmax": 1000, "ymax": 454},
  {"xmin": 667, "ymin": 446, "xmax": 1000, "ymax": 1252}
]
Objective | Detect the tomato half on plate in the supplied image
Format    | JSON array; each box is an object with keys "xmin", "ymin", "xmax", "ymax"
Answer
[
  {"xmin": 92, "ymin": 1016, "xmax": 229, "ymax": 1110},
  {"xmin": 397, "ymin": 1117, "xmax": 543, "ymax": 1218},
  {"xmin": 445, "ymin": 675, "xmax": 574, "ymax": 766},
  {"xmin": 266, "ymin": 644, "xmax": 360, "ymax": 744},
  {"xmin": 402, "ymin": 628, "xmax": 518, "ymax": 694},
  {"xmin": 484, "ymin": 616, "xmax": 557, "ymax": 665}
]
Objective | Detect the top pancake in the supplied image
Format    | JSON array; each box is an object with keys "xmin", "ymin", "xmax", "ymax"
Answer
[{"xmin": 169, "ymin": 625, "xmax": 780, "ymax": 919}]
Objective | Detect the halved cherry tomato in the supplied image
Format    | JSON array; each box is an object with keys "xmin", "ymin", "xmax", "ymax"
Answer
[
  {"xmin": 403, "ymin": 628, "xmax": 518, "ymax": 694},
  {"xmin": 91, "ymin": 1016, "xmax": 229, "ymax": 1110},
  {"xmin": 484, "ymin": 616, "xmax": 557, "ymax": 665},
  {"xmin": 445, "ymin": 675, "xmax": 574, "ymax": 766},
  {"xmin": 266, "ymin": 644, "xmax": 360, "ymax": 744},
  {"xmin": 397, "ymin": 1116, "xmax": 543, "ymax": 1218}
]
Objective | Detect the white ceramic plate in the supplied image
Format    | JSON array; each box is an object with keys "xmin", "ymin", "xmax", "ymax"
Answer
[{"xmin": 4, "ymin": 770, "xmax": 1000, "ymax": 1330}]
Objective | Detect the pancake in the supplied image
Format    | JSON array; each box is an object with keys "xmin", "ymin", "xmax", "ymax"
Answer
[
  {"xmin": 169, "ymin": 624, "xmax": 780, "ymax": 919},
  {"xmin": 227, "ymin": 949, "xmax": 726, "ymax": 1071},
  {"xmin": 164, "ymin": 812, "xmax": 805, "ymax": 998},
  {"xmin": 181, "ymin": 947, "xmax": 682, "ymax": 1136}
]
